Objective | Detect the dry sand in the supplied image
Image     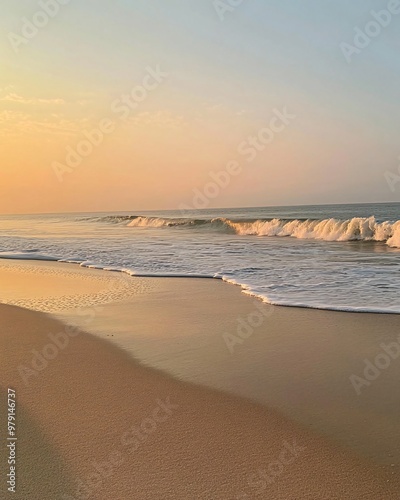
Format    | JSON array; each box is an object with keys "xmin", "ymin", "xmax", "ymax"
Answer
[{"xmin": 0, "ymin": 260, "xmax": 399, "ymax": 498}]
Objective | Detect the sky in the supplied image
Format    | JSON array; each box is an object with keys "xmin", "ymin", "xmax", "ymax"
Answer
[{"xmin": 1, "ymin": 0, "xmax": 399, "ymax": 214}]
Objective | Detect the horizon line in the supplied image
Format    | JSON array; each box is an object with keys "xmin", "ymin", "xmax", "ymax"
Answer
[{"xmin": 1, "ymin": 200, "xmax": 400, "ymax": 217}]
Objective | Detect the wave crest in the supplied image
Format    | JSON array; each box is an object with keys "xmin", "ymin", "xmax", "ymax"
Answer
[
  {"xmin": 94, "ymin": 214, "xmax": 400, "ymax": 247},
  {"xmin": 227, "ymin": 216, "xmax": 400, "ymax": 245}
]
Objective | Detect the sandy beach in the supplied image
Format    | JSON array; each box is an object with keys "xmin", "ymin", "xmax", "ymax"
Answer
[
  {"xmin": 3, "ymin": 0, "xmax": 399, "ymax": 495},
  {"xmin": 0, "ymin": 260, "xmax": 399, "ymax": 499}
]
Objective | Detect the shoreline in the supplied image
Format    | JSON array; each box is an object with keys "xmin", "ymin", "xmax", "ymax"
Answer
[
  {"xmin": 3, "ymin": 259, "xmax": 400, "ymax": 464},
  {"xmin": 2, "ymin": 254, "xmax": 400, "ymax": 315},
  {"xmin": 1, "ymin": 259, "xmax": 400, "ymax": 497}
]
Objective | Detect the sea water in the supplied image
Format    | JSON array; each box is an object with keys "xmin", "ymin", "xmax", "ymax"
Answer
[{"xmin": 1, "ymin": 203, "xmax": 400, "ymax": 313}]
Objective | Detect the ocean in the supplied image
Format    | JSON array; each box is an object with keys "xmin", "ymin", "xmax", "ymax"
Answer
[{"xmin": 1, "ymin": 202, "xmax": 400, "ymax": 314}]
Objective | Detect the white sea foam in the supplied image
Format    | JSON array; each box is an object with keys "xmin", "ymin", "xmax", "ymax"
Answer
[{"xmin": 224, "ymin": 216, "xmax": 400, "ymax": 246}]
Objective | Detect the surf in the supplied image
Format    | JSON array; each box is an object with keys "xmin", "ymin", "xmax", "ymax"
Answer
[{"xmin": 95, "ymin": 214, "xmax": 400, "ymax": 248}]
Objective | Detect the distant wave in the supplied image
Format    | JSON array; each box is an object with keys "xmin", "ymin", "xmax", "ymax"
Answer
[
  {"xmin": 80, "ymin": 215, "xmax": 140, "ymax": 224},
  {"xmin": 128, "ymin": 216, "xmax": 202, "ymax": 228},
  {"xmin": 88, "ymin": 214, "xmax": 400, "ymax": 248},
  {"xmin": 89, "ymin": 215, "xmax": 228, "ymax": 229}
]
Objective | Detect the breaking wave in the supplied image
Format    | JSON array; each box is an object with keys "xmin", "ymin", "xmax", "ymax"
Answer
[
  {"xmin": 95, "ymin": 215, "xmax": 400, "ymax": 247},
  {"xmin": 224, "ymin": 217, "xmax": 400, "ymax": 247}
]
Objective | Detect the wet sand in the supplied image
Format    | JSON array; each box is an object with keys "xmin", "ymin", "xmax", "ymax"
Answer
[{"xmin": 0, "ymin": 259, "xmax": 399, "ymax": 498}]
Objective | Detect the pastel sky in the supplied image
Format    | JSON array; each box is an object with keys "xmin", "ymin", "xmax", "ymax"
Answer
[{"xmin": 1, "ymin": 0, "xmax": 399, "ymax": 214}]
